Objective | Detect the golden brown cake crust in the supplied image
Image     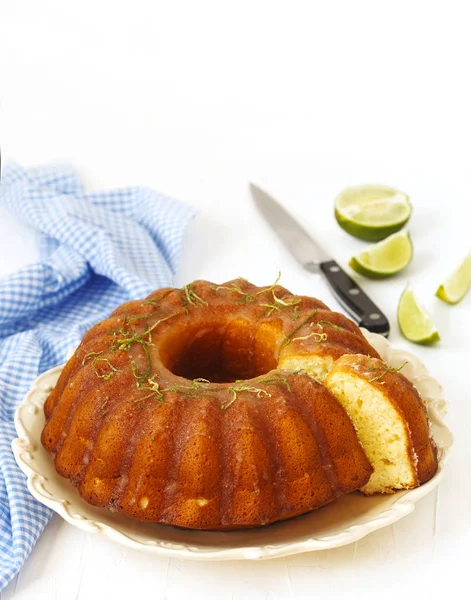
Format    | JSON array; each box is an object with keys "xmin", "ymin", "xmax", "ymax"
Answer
[
  {"xmin": 41, "ymin": 278, "xmax": 379, "ymax": 530},
  {"xmin": 329, "ymin": 354, "xmax": 438, "ymax": 487}
]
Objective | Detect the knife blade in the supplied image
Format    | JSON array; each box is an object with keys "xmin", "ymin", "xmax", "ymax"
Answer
[{"xmin": 250, "ymin": 183, "xmax": 390, "ymax": 336}]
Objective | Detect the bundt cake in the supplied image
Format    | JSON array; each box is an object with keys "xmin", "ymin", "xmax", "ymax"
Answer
[
  {"xmin": 41, "ymin": 278, "xmax": 437, "ymax": 530},
  {"xmin": 324, "ymin": 354, "xmax": 438, "ymax": 494}
]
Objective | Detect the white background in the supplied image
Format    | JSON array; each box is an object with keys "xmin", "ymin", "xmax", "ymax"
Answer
[{"xmin": 0, "ymin": 1, "xmax": 470, "ymax": 598}]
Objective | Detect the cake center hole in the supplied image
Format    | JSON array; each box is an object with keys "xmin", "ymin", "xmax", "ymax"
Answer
[{"xmin": 158, "ymin": 319, "xmax": 279, "ymax": 383}]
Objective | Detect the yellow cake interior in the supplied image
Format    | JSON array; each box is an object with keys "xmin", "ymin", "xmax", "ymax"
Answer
[
  {"xmin": 279, "ymin": 354, "xmax": 334, "ymax": 383},
  {"xmin": 324, "ymin": 369, "xmax": 416, "ymax": 494}
]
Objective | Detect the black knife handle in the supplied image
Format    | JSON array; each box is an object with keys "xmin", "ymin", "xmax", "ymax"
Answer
[{"xmin": 319, "ymin": 260, "xmax": 390, "ymax": 336}]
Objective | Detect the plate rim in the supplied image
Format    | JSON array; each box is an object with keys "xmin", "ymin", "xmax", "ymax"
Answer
[{"xmin": 12, "ymin": 331, "xmax": 454, "ymax": 560}]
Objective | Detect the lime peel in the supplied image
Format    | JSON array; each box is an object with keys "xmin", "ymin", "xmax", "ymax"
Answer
[{"xmin": 436, "ymin": 252, "xmax": 471, "ymax": 305}]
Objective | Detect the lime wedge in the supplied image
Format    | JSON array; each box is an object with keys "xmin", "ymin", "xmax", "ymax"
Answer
[
  {"xmin": 435, "ymin": 252, "xmax": 471, "ymax": 304},
  {"xmin": 398, "ymin": 284, "xmax": 440, "ymax": 345},
  {"xmin": 349, "ymin": 230, "xmax": 413, "ymax": 279},
  {"xmin": 335, "ymin": 184, "xmax": 412, "ymax": 241}
]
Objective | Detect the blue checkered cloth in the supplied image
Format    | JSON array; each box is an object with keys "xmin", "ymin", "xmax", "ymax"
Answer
[{"xmin": 0, "ymin": 162, "xmax": 195, "ymax": 590}]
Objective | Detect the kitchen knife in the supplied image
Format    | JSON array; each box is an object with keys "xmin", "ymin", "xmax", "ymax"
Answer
[{"xmin": 250, "ymin": 183, "xmax": 390, "ymax": 336}]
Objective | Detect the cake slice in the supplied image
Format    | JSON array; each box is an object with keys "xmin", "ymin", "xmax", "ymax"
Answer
[{"xmin": 324, "ymin": 354, "xmax": 438, "ymax": 494}]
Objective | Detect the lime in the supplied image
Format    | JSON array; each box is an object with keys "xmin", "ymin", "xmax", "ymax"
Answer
[
  {"xmin": 335, "ymin": 184, "xmax": 412, "ymax": 242},
  {"xmin": 349, "ymin": 230, "xmax": 413, "ymax": 279},
  {"xmin": 435, "ymin": 252, "xmax": 471, "ymax": 304},
  {"xmin": 397, "ymin": 283, "xmax": 440, "ymax": 345}
]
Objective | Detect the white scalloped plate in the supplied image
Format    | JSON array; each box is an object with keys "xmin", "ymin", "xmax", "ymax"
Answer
[{"xmin": 12, "ymin": 331, "xmax": 453, "ymax": 560}]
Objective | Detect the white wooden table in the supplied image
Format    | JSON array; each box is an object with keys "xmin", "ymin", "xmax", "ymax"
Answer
[{"xmin": 1, "ymin": 2, "xmax": 470, "ymax": 598}]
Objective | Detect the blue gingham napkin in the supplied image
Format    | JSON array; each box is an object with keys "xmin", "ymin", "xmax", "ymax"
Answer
[{"xmin": 0, "ymin": 162, "xmax": 195, "ymax": 590}]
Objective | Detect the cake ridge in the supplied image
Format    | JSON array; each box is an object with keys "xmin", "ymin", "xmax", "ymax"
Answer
[
  {"xmin": 80, "ymin": 373, "xmax": 158, "ymax": 508},
  {"xmin": 247, "ymin": 392, "xmax": 290, "ymax": 521},
  {"xmin": 242, "ymin": 397, "xmax": 280, "ymax": 525},
  {"xmin": 57, "ymin": 366, "xmax": 136, "ymax": 484},
  {"xmin": 286, "ymin": 377, "xmax": 344, "ymax": 499},
  {"xmin": 44, "ymin": 346, "xmax": 130, "ymax": 452}
]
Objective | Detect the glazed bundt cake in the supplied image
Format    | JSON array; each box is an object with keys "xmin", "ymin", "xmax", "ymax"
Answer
[
  {"xmin": 41, "ymin": 278, "xmax": 437, "ymax": 530},
  {"xmin": 324, "ymin": 354, "xmax": 438, "ymax": 494}
]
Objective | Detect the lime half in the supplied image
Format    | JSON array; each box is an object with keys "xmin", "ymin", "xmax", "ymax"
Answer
[
  {"xmin": 349, "ymin": 230, "xmax": 413, "ymax": 279},
  {"xmin": 398, "ymin": 284, "xmax": 440, "ymax": 345},
  {"xmin": 436, "ymin": 252, "xmax": 471, "ymax": 304},
  {"xmin": 335, "ymin": 184, "xmax": 412, "ymax": 242}
]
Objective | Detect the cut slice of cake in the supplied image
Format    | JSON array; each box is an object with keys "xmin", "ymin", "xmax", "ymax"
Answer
[{"xmin": 324, "ymin": 354, "xmax": 438, "ymax": 495}]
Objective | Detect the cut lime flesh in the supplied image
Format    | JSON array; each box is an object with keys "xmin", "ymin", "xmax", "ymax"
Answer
[
  {"xmin": 398, "ymin": 284, "xmax": 440, "ymax": 345},
  {"xmin": 349, "ymin": 230, "xmax": 412, "ymax": 279},
  {"xmin": 335, "ymin": 184, "xmax": 412, "ymax": 242},
  {"xmin": 436, "ymin": 253, "xmax": 471, "ymax": 304}
]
